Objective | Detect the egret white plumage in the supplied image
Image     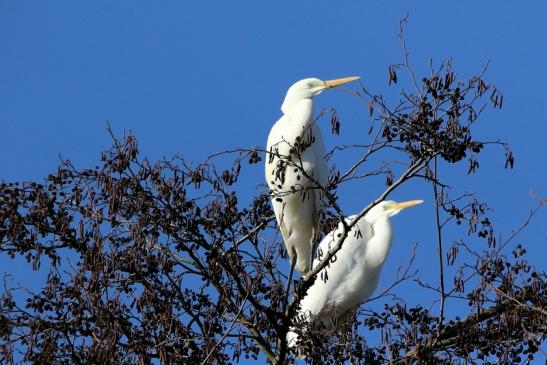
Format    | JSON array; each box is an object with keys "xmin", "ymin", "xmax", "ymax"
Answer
[
  {"xmin": 265, "ymin": 76, "xmax": 359, "ymax": 275},
  {"xmin": 286, "ymin": 199, "xmax": 423, "ymax": 352}
]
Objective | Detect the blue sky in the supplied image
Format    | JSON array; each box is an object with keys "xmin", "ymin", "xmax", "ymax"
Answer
[{"xmin": 1, "ymin": 1, "xmax": 546, "ymax": 363}]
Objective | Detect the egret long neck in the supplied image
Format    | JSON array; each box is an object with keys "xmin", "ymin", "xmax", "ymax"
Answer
[
  {"xmin": 366, "ymin": 217, "xmax": 393, "ymax": 267},
  {"xmin": 281, "ymin": 95, "xmax": 313, "ymax": 115}
]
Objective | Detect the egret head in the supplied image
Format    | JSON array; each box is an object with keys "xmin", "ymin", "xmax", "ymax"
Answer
[
  {"xmin": 365, "ymin": 199, "xmax": 424, "ymax": 224},
  {"xmin": 281, "ymin": 76, "xmax": 359, "ymax": 113}
]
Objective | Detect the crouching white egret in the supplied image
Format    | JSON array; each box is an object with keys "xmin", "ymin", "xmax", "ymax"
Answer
[
  {"xmin": 287, "ymin": 199, "xmax": 424, "ymax": 353},
  {"xmin": 265, "ymin": 76, "xmax": 360, "ymax": 275}
]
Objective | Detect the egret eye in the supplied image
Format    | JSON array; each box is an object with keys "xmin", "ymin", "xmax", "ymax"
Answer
[{"xmin": 307, "ymin": 82, "xmax": 315, "ymax": 88}]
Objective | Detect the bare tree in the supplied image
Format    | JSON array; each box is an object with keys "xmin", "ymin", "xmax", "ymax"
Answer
[{"xmin": 1, "ymin": 20, "xmax": 545, "ymax": 365}]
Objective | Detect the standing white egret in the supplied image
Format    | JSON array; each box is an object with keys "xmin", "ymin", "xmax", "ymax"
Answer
[
  {"xmin": 265, "ymin": 76, "xmax": 360, "ymax": 275},
  {"xmin": 286, "ymin": 199, "xmax": 423, "ymax": 351}
]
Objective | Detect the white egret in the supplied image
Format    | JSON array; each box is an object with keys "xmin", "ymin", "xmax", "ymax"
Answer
[
  {"xmin": 265, "ymin": 76, "xmax": 360, "ymax": 275},
  {"xmin": 286, "ymin": 199, "xmax": 423, "ymax": 352}
]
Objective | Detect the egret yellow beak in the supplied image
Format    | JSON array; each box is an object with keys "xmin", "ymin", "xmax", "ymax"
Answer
[
  {"xmin": 394, "ymin": 199, "xmax": 424, "ymax": 211},
  {"xmin": 324, "ymin": 76, "xmax": 360, "ymax": 88}
]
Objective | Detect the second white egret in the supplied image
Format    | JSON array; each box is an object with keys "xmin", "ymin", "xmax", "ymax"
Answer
[{"xmin": 287, "ymin": 199, "xmax": 423, "ymax": 352}]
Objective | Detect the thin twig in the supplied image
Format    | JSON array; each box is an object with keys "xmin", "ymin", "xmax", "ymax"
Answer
[{"xmin": 432, "ymin": 157, "xmax": 446, "ymax": 325}]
